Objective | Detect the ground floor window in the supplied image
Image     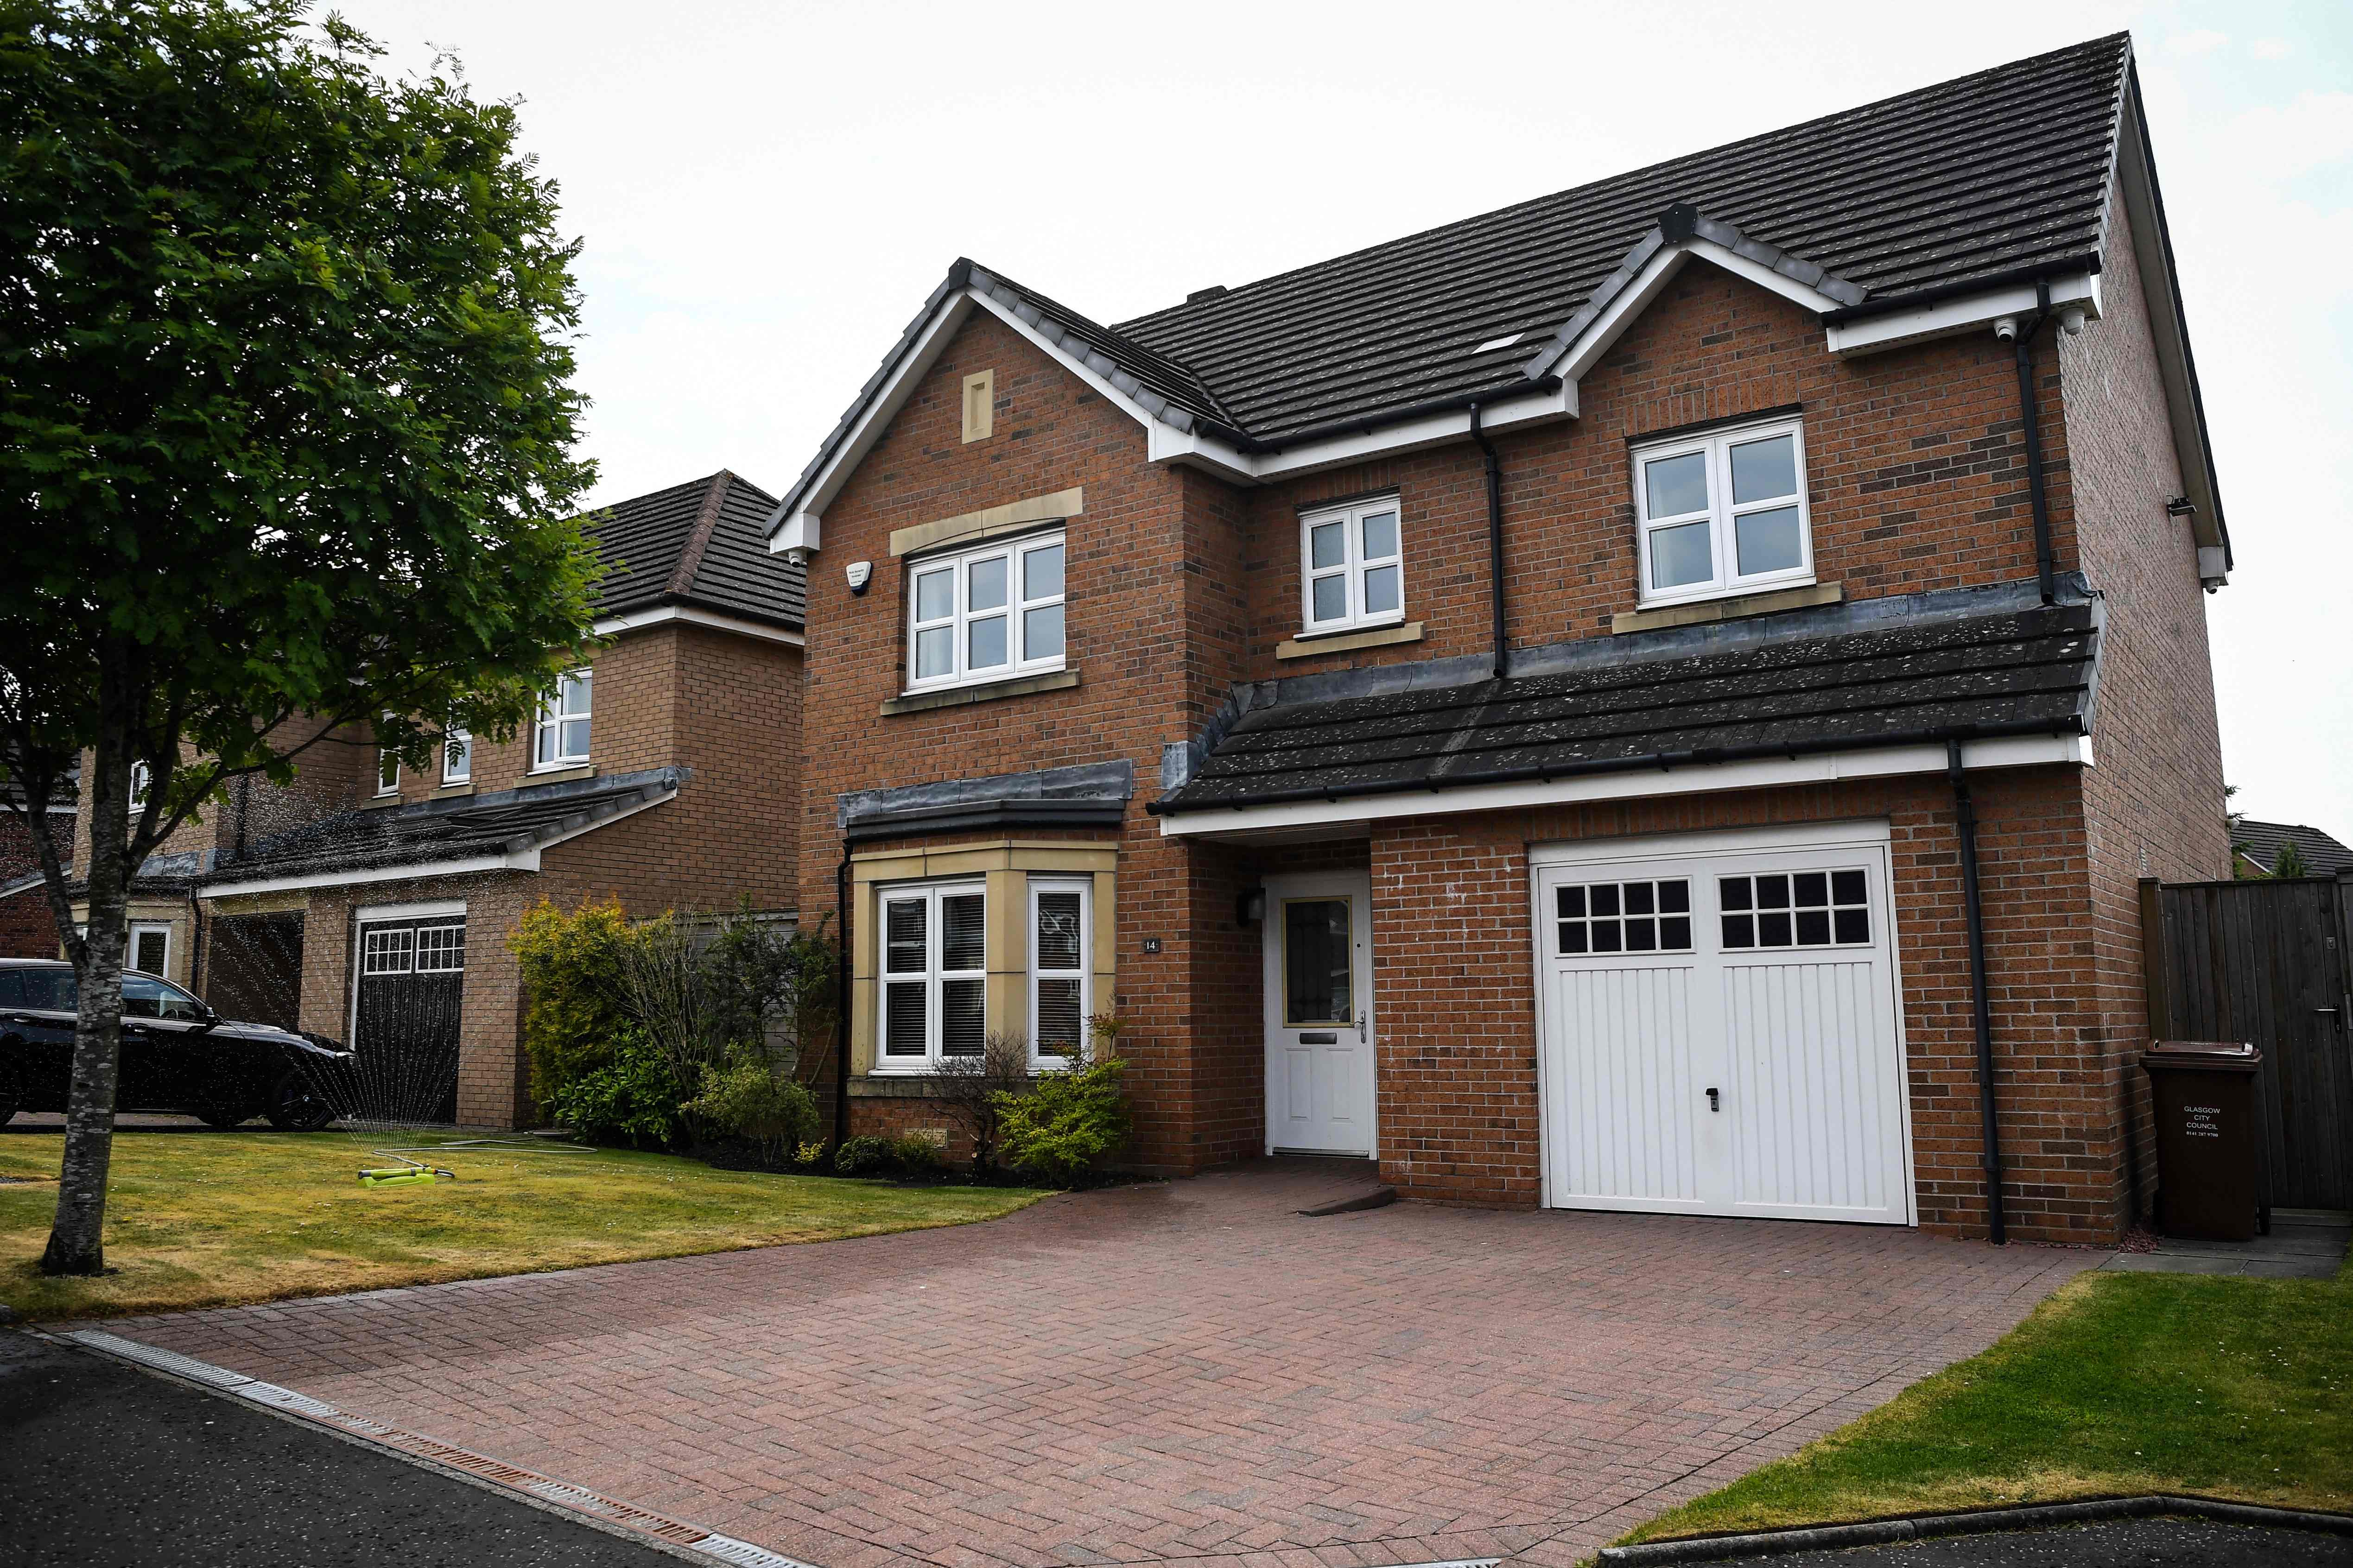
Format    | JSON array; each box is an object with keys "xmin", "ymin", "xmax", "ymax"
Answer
[
  {"xmin": 129, "ymin": 920, "xmax": 172, "ymax": 978},
  {"xmin": 878, "ymin": 882, "xmax": 986, "ymax": 1067},
  {"xmin": 1029, "ymin": 879, "xmax": 1090, "ymax": 1063}
]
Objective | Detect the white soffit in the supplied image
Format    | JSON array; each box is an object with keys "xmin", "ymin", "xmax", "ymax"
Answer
[
  {"xmin": 1825, "ymin": 273, "xmax": 2103, "ymax": 357},
  {"xmin": 1158, "ymin": 734, "xmax": 2090, "ymax": 840}
]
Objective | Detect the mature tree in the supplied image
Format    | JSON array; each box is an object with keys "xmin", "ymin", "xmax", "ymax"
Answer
[{"xmin": 0, "ymin": 0, "xmax": 601, "ymax": 1274}]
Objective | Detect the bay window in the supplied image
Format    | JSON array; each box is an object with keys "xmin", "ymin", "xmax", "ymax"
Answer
[
  {"xmin": 1631, "ymin": 417, "xmax": 1813, "ymax": 606},
  {"xmin": 1028, "ymin": 879, "xmax": 1091, "ymax": 1064},
  {"xmin": 877, "ymin": 882, "xmax": 987, "ymax": 1067}
]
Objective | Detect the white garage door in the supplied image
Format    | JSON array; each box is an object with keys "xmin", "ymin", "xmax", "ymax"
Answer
[{"xmin": 1531, "ymin": 822, "xmax": 1914, "ymax": 1225}]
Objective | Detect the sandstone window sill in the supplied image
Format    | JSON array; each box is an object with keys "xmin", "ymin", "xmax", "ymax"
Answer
[
  {"xmin": 1276, "ymin": 621, "xmax": 1425, "ymax": 660},
  {"xmin": 359, "ymin": 794, "xmax": 404, "ymax": 811},
  {"xmin": 882, "ymin": 668, "xmax": 1080, "ymax": 716},
  {"xmin": 525, "ymin": 763, "xmax": 598, "ymax": 785},
  {"xmin": 1613, "ymin": 581, "xmax": 1842, "ymax": 635},
  {"xmin": 433, "ymin": 782, "xmax": 476, "ymax": 798}
]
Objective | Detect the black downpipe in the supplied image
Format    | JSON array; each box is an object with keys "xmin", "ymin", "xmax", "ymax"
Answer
[
  {"xmin": 1470, "ymin": 404, "xmax": 1507, "ymax": 681},
  {"xmin": 833, "ymin": 844, "xmax": 851, "ymax": 1151},
  {"xmin": 1948, "ymin": 738, "xmax": 2008, "ymax": 1246},
  {"xmin": 2014, "ymin": 279, "xmax": 2057, "ymax": 606}
]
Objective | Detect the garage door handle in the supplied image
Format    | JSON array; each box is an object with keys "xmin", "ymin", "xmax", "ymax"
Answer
[{"xmin": 1706, "ymin": 1087, "xmax": 1720, "ymax": 1113}]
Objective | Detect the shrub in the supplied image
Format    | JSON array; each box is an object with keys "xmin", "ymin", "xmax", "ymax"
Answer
[
  {"xmin": 508, "ymin": 897, "xmax": 632, "ymax": 1105},
  {"xmin": 833, "ymin": 1134, "xmax": 896, "ymax": 1176},
  {"xmin": 889, "ymin": 1132, "xmax": 944, "ymax": 1174},
  {"xmin": 681, "ymin": 1044, "xmax": 820, "ymax": 1165},
  {"xmin": 995, "ymin": 1055, "xmax": 1131, "ymax": 1185},
  {"xmin": 542, "ymin": 1024, "xmax": 682, "ymax": 1147},
  {"xmin": 930, "ymin": 1032, "xmax": 1034, "ymax": 1175}
]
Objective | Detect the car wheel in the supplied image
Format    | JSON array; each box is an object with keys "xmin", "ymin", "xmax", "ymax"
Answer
[{"xmin": 266, "ymin": 1070, "xmax": 337, "ymax": 1132}]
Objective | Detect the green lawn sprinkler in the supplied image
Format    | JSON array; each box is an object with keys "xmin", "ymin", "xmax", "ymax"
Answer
[{"xmin": 358, "ymin": 1155, "xmax": 455, "ymax": 1189}]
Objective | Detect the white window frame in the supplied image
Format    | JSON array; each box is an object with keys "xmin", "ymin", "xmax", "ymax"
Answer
[
  {"xmin": 375, "ymin": 747, "xmax": 400, "ymax": 797},
  {"xmin": 1027, "ymin": 877, "xmax": 1091, "ymax": 1067},
  {"xmin": 534, "ymin": 669, "xmax": 592, "ymax": 771},
  {"xmin": 904, "ymin": 531, "xmax": 1066, "ymax": 694},
  {"xmin": 128, "ymin": 920, "xmax": 173, "ymax": 978},
  {"xmin": 873, "ymin": 880, "xmax": 987, "ymax": 1071},
  {"xmin": 1630, "ymin": 416, "xmax": 1814, "ymax": 608},
  {"xmin": 1297, "ymin": 495, "xmax": 1405, "ymax": 635},
  {"xmin": 127, "ymin": 761, "xmax": 152, "ymax": 809},
  {"xmin": 442, "ymin": 724, "xmax": 471, "ymax": 784}
]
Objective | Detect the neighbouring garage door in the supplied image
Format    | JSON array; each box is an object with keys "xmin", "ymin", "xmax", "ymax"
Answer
[
  {"xmin": 1532, "ymin": 823, "xmax": 1913, "ymax": 1225},
  {"xmin": 351, "ymin": 910, "xmax": 465, "ymax": 1124}
]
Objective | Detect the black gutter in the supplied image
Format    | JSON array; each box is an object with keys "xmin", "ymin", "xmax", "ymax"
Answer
[
  {"xmin": 1148, "ymin": 713, "xmax": 2084, "ymax": 815},
  {"xmin": 1816, "ymin": 255, "xmax": 2103, "ymax": 326},
  {"xmin": 832, "ymin": 844, "xmax": 851, "ymax": 1154},
  {"xmin": 1947, "ymin": 739, "xmax": 2008, "ymax": 1246},
  {"xmin": 1471, "ymin": 403, "xmax": 1508, "ymax": 681},
  {"xmin": 2015, "ymin": 279, "xmax": 2058, "ymax": 606}
]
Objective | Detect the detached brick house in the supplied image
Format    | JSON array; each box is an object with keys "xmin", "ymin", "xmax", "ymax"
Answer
[
  {"xmin": 66, "ymin": 471, "xmax": 805, "ymax": 1127},
  {"xmin": 772, "ymin": 36, "xmax": 2232, "ymax": 1243}
]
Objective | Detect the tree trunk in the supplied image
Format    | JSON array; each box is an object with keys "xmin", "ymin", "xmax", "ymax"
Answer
[{"xmin": 40, "ymin": 715, "xmax": 136, "ymax": 1277}]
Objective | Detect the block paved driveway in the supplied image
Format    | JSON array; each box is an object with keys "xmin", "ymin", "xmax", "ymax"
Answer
[{"xmin": 107, "ymin": 1164, "xmax": 2097, "ymax": 1568}]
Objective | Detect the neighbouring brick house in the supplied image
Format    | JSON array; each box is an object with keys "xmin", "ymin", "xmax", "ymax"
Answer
[
  {"xmin": 0, "ymin": 778, "xmax": 77, "ymax": 957},
  {"xmin": 771, "ymin": 35, "xmax": 2232, "ymax": 1244},
  {"xmin": 64, "ymin": 470, "xmax": 805, "ymax": 1126}
]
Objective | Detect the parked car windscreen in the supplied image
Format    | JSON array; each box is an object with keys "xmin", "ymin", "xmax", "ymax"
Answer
[
  {"xmin": 1, "ymin": 967, "xmax": 77, "ymax": 1012},
  {"xmin": 122, "ymin": 973, "xmax": 207, "ymax": 1022}
]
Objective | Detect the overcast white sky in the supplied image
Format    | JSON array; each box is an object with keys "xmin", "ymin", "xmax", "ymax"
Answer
[{"xmin": 331, "ymin": 0, "xmax": 2353, "ymax": 839}]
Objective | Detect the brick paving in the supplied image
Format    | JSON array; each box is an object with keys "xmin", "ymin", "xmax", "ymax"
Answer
[{"xmin": 106, "ymin": 1164, "xmax": 2098, "ymax": 1568}]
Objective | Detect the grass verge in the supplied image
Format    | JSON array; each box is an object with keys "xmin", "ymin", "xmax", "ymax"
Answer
[
  {"xmin": 1618, "ymin": 1258, "xmax": 2353, "ymax": 1546},
  {"xmin": 0, "ymin": 1131, "xmax": 1046, "ymax": 1321}
]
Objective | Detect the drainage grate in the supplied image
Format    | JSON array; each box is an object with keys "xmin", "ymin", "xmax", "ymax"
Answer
[
  {"xmin": 696, "ymin": 1536, "xmax": 825, "ymax": 1568},
  {"xmin": 67, "ymin": 1330, "xmax": 253, "ymax": 1391}
]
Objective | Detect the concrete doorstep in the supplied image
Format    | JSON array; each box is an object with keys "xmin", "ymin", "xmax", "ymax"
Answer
[{"xmin": 2102, "ymin": 1208, "xmax": 2350, "ymax": 1280}]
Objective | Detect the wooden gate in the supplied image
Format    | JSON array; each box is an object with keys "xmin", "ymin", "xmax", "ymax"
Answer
[{"xmin": 2142, "ymin": 874, "xmax": 2353, "ymax": 1210}]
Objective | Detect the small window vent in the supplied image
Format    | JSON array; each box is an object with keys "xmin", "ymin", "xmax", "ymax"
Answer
[{"xmin": 1475, "ymin": 332, "xmax": 1523, "ymax": 354}]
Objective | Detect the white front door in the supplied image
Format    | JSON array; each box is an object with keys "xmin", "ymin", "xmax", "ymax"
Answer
[
  {"xmin": 1262, "ymin": 871, "xmax": 1376, "ymax": 1156},
  {"xmin": 1532, "ymin": 823, "xmax": 1914, "ymax": 1225}
]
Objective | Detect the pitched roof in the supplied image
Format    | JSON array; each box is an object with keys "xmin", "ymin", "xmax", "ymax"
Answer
[
  {"xmin": 589, "ymin": 471, "xmax": 805, "ymax": 629},
  {"xmin": 2235, "ymin": 820, "xmax": 2353, "ymax": 878},
  {"xmin": 203, "ymin": 769, "xmax": 684, "ymax": 887},
  {"xmin": 1112, "ymin": 34, "xmax": 2132, "ymax": 443},
  {"xmin": 1155, "ymin": 596, "xmax": 2099, "ymax": 814}
]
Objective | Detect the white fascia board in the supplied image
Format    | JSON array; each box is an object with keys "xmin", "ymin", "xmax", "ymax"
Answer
[
  {"xmin": 1153, "ymin": 381, "xmax": 1576, "ymax": 486},
  {"xmin": 354, "ymin": 898, "xmax": 467, "ymax": 921},
  {"xmin": 1825, "ymin": 274, "xmax": 2103, "ymax": 357},
  {"xmin": 1158, "ymin": 734, "xmax": 2088, "ymax": 840},
  {"xmin": 200, "ymin": 788, "xmax": 678, "ymax": 898},
  {"xmin": 593, "ymin": 604, "xmax": 805, "ymax": 647}
]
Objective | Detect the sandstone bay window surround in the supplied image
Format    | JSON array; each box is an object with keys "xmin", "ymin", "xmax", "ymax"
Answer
[
  {"xmin": 1299, "ymin": 495, "xmax": 1403, "ymax": 635},
  {"xmin": 905, "ymin": 531, "xmax": 1066, "ymax": 693},
  {"xmin": 1632, "ymin": 417, "xmax": 1812, "ymax": 607},
  {"xmin": 846, "ymin": 839, "xmax": 1118, "ymax": 1082},
  {"xmin": 534, "ymin": 670, "xmax": 592, "ymax": 771}
]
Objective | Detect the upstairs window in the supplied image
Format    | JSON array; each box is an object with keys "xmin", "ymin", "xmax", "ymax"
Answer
[
  {"xmin": 1632, "ymin": 418, "xmax": 1812, "ymax": 606},
  {"xmin": 442, "ymin": 725, "xmax": 471, "ymax": 784},
  {"xmin": 376, "ymin": 721, "xmax": 400, "ymax": 797},
  {"xmin": 907, "ymin": 532, "xmax": 1065, "ymax": 692},
  {"xmin": 1299, "ymin": 496, "xmax": 1403, "ymax": 634},
  {"xmin": 535, "ymin": 670, "xmax": 591, "ymax": 770}
]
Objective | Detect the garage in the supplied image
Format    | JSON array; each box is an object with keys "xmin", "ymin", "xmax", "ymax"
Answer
[
  {"xmin": 349, "ymin": 903, "xmax": 467, "ymax": 1125},
  {"xmin": 1531, "ymin": 822, "xmax": 1914, "ymax": 1225}
]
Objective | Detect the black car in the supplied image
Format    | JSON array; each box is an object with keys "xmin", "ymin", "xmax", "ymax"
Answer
[{"xmin": 0, "ymin": 958, "xmax": 352, "ymax": 1131}]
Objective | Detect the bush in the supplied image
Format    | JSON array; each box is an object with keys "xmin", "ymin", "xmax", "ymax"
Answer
[
  {"xmin": 681, "ymin": 1044, "xmax": 820, "ymax": 1164},
  {"xmin": 508, "ymin": 897, "xmax": 632, "ymax": 1105},
  {"xmin": 833, "ymin": 1134, "xmax": 896, "ymax": 1176},
  {"xmin": 541, "ymin": 1024, "xmax": 682, "ymax": 1146},
  {"xmin": 889, "ymin": 1133, "xmax": 944, "ymax": 1174},
  {"xmin": 930, "ymin": 1032, "xmax": 1034, "ymax": 1175},
  {"xmin": 994, "ymin": 1018, "xmax": 1132, "ymax": 1185}
]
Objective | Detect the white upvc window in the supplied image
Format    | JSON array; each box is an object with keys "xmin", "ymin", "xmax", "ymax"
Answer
[
  {"xmin": 128, "ymin": 920, "xmax": 172, "ymax": 978},
  {"xmin": 1028, "ymin": 878, "xmax": 1090, "ymax": 1066},
  {"xmin": 375, "ymin": 723, "xmax": 400, "ymax": 797},
  {"xmin": 1631, "ymin": 417, "xmax": 1813, "ymax": 607},
  {"xmin": 1298, "ymin": 495, "xmax": 1404, "ymax": 635},
  {"xmin": 534, "ymin": 670, "xmax": 591, "ymax": 770},
  {"xmin": 876, "ymin": 881, "xmax": 986, "ymax": 1069},
  {"xmin": 127, "ymin": 761, "xmax": 151, "ymax": 809},
  {"xmin": 442, "ymin": 725, "xmax": 471, "ymax": 784},
  {"xmin": 906, "ymin": 532, "xmax": 1066, "ymax": 692}
]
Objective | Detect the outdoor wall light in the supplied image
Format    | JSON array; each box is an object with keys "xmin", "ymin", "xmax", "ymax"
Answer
[
  {"xmin": 845, "ymin": 560, "xmax": 873, "ymax": 595},
  {"xmin": 1236, "ymin": 887, "xmax": 1266, "ymax": 928}
]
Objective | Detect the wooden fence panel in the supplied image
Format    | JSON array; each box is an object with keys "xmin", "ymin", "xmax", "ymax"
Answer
[{"xmin": 2149, "ymin": 875, "xmax": 2353, "ymax": 1212}]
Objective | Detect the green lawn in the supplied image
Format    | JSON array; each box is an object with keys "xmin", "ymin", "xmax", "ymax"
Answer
[
  {"xmin": 1620, "ymin": 1259, "xmax": 2353, "ymax": 1547},
  {"xmin": 0, "ymin": 1132, "xmax": 1044, "ymax": 1321}
]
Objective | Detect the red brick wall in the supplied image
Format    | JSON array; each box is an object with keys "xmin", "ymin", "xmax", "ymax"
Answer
[
  {"xmin": 2054, "ymin": 183, "xmax": 2233, "ymax": 1227},
  {"xmin": 0, "ymin": 808, "xmax": 74, "ymax": 956}
]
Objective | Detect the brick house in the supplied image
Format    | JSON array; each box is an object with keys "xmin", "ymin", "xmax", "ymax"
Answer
[
  {"xmin": 0, "ymin": 778, "xmax": 77, "ymax": 957},
  {"xmin": 770, "ymin": 36, "xmax": 2232, "ymax": 1244},
  {"xmin": 64, "ymin": 470, "xmax": 805, "ymax": 1127}
]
